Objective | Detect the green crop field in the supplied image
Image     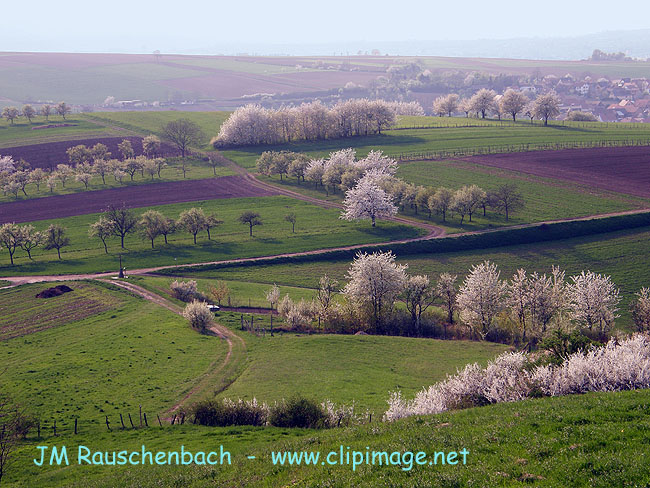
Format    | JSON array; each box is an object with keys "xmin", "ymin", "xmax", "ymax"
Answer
[{"xmin": 0, "ymin": 195, "xmax": 423, "ymax": 276}]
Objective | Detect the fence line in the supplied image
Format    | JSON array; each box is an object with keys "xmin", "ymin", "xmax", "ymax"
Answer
[{"xmin": 392, "ymin": 138, "xmax": 650, "ymax": 162}]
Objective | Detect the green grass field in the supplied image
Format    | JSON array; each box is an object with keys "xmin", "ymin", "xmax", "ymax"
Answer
[
  {"xmin": 84, "ymin": 112, "xmax": 230, "ymax": 149},
  {"xmin": 0, "ymin": 196, "xmax": 423, "ymax": 276},
  {"xmin": 169, "ymin": 225, "xmax": 650, "ymax": 327},
  {"xmin": 220, "ymin": 119, "xmax": 650, "ymax": 170},
  {"xmin": 4, "ymin": 389, "xmax": 648, "ymax": 487},
  {"xmin": 0, "ymin": 281, "xmax": 227, "ymax": 427},
  {"xmin": 0, "ymin": 116, "xmax": 118, "ymax": 149}
]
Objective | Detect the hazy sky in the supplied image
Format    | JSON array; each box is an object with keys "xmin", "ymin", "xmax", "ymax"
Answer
[{"xmin": 2, "ymin": 0, "xmax": 650, "ymax": 53}]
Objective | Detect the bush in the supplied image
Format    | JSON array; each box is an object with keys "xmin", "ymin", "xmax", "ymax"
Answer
[
  {"xmin": 190, "ymin": 398, "xmax": 268, "ymax": 427},
  {"xmin": 170, "ymin": 280, "xmax": 198, "ymax": 302},
  {"xmin": 182, "ymin": 300, "xmax": 214, "ymax": 332},
  {"xmin": 269, "ymin": 396, "xmax": 329, "ymax": 429},
  {"xmin": 385, "ymin": 334, "xmax": 650, "ymax": 421},
  {"xmin": 539, "ymin": 329, "xmax": 598, "ymax": 365}
]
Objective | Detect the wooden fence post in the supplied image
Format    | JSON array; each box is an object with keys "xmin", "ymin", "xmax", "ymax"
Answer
[
  {"xmin": 105, "ymin": 416, "xmax": 111, "ymax": 432},
  {"xmin": 171, "ymin": 414, "xmax": 177, "ymax": 425},
  {"xmin": 74, "ymin": 418, "xmax": 78, "ymax": 435},
  {"xmin": 53, "ymin": 420, "xmax": 57, "ymax": 436},
  {"xmin": 128, "ymin": 413, "xmax": 134, "ymax": 428},
  {"xmin": 120, "ymin": 413, "xmax": 125, "ymax": 430},
  {"xmin": 157, "ymin": 415, "xmax": 163, "ymax": 427},
  {"xmin": 143, "ymin": 413, "xmax": 149, "ymax": 427},
  {"xmin": 139, "ymin": 405, "xmax": 142, "ymax": 427}
]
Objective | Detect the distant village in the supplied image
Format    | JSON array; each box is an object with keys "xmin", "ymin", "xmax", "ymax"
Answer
[{"xmin": 514, "ymin": 74, "xmax": 650, "ymax": 123}]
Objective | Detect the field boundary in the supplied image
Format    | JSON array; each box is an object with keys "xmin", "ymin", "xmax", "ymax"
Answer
[{"xmin": 156, "ymin": 210, "xmax": 650, "ymax": 274}]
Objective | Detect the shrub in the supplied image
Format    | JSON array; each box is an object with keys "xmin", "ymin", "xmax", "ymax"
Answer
[
  {"xmin": 170, "ymin": 280, "xmax": 198, "ymax": 302},
  {"xmin": 385, "ymin": 334, "xmax": 650, "ymax": 421},
  {"xmin": 190, "ymin": 398, "xmax": 268, "ymax": 426},
  {"xmin": 182, "ymin": 300, "xmax": 213, "ymax": 332},
  {"xmin": 269, "ymin": 396, "xmax": 329, "ymax": 429}
]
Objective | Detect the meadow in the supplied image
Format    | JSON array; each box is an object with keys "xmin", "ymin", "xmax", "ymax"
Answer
[
  {"xmin": 0, "ymin": 281, "xmax": 227, "ymax": 427},
  {"xmin": 0, "ymin": 195, "xmax": 424, "ymax": 276},
  {"xmin": 3, "ymin": 389, "xmax": 648, "ymax": 487}
]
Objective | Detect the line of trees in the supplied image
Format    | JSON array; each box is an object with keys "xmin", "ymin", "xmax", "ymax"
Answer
[
  {"xmin": 2, "ymin": 102, "xmax": 71, "ymax": 125},
  {"xmin": 213, "ymin": 99, "xmax": 398, "ymax": 147},
  {"xmin": 434, "ymin": 89, "xmax": 562, "ymax": 125},
  {"xmin": 269, "ymin": 253, "xmax": 647, "ymax": 342},
  {"xmin": 0, "ymin": 140, "xmax": 172, "ymax": 199},
  {"xmin": 0, "ymin": 223, "xmax": 69, "ymax": 264},
  {"xmin": 256, "ymin": 148, "xmax": 525, "ymax": 225}
]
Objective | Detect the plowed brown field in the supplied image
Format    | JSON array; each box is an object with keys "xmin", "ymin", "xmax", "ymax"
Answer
[
  {"xmin": 0, "ymin": 175, "xmax": 278, "ymax": 223},
  {"xmin": 464, "ymin": 146, "xmax": 650, "ymax": 199}
]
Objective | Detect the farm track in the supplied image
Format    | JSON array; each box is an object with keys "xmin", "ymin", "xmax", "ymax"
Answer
[{"xmin": 97, "ymin": 278, "xmax": 246, "ymax": 416}]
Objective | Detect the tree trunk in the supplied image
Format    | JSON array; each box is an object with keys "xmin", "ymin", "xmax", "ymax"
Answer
[
  {"xmin": 193, "ymin": 234, "xmax": 197, "ymax": 244},
  {"xmin": 121, "ymin": 235, "xmax": 125, "ymax": 248},
  {"xmin": 249, "ymin": 224, "xmax": 253, "ymax": 237},
  {"xmin": 57, "ymin": 248, "xmax": 61, "ymax": 259}
]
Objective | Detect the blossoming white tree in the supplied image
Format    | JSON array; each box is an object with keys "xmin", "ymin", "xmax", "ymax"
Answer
[
  {"xmin": 343, "ymin": 251, "xmax": 407, "ymax": 333},
  {"xmin": 631, "ymin": 288, "xmax": 650, "ymax": 332},
  {"xmin": 340, "ymin": 178, "xmax": 397, "ymax": 227},
  {"xmin": 567, "ymin": 271, "xmax": 620, "ymax": 337},
  {"xmin": 457, "ymin": 260, "xmax": 507, "ymax": 339}
]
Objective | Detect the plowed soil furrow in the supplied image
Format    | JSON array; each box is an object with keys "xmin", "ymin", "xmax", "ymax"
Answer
[
  {"xmin": 0, "ymin": 175, "xmax": 279, "ymax": 224},
  {"xmin": 463, "ymin": 146, "xmax": 650, "ymax": 199}
]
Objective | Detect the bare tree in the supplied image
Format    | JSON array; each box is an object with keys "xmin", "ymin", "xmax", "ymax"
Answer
[
  {"xmin": 402, "ymin": 275, "xmax": 437, "ymax": 334},
  {"xmin": 163, "ymin": 119, "xmax": 204, "ymax": 158},
  {"xmin": 238, "ymin": 211, "xmax": 263, "ymax": 237},
  {"xmin": 489, "ymin": 184, "xmax": 525, "ymax": 221},
  {"xmin": 436, "ymin": 273, "xmax": 458, "ymax": 327},
  {"xmin": 43, "ymin": 224, "xmax": 70, "ymax": 259},
  {"xmin": 105, "ymin": 205, "xmax": 137, "ymax": 248},
  {"xmin": 284, "ymin": 213, "xmax": 297, "ymax": 233}
]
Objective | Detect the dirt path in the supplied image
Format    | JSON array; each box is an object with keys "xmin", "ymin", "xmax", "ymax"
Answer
[{"xmin": 96, "ymin": 279, "xmax": 245, "ymax": 416}]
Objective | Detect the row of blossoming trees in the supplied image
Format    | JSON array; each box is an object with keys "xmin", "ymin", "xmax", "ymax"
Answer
[
  {"xmin": 212, "ymin": 99, "xmax": 424, "ymax": 147},
  {"xmin": 433, "ymin": 89, "xmax": 562, "ymax": 124},
  {"xmin": 267, "ymin": 252, "xmax": 650, "ymax": 341},
  {"xmin": 257, "ymin": 148, "xmax": 524, "ymax": 224},
  {"xmin": 0, "ymin": 138, "xmax": 173, "ymax": 199}
]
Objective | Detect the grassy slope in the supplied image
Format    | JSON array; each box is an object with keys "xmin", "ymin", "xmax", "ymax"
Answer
[
  {"xmin": 0, "ymin": 195, "xmax": 423, "ymax": 276},
  {"xmin": 171, "ymin": 225, "xmax": 650, "ymax": 327},
  {"xmin": 215, "ymin": 329, "xmax": 507, "ymax": 413},
  {"xmin": 0, "ymin": 281, "xmax": 226, "ymax": 427},
  {"xmin": 5, "ymin": 389, "xmax": 649, "ymax": 487}
]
